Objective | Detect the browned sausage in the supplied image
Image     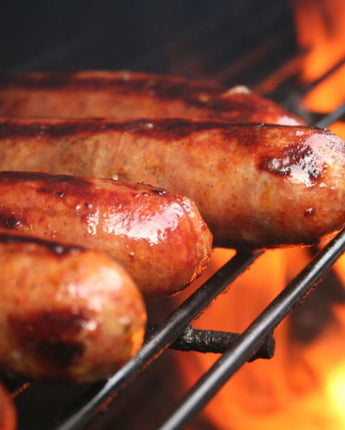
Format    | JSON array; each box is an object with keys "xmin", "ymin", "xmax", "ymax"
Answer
[
  {"xmin": 0, "ymin": 70, "xmax": 303, "ymax": 125},
  {"xmin": 0, "ymin": 117, "xmax": 343, "ymax": 249},
  {"xmin": 0, "ymin": 171, "xmax": 212, "ymax": 298},
  {"xmin": 0, "ymin": 383, "xmax": 16, "ymax": 430},
  {"xmin": 0, "ymin": 233, "xmax": 146, "ymax": 382}
]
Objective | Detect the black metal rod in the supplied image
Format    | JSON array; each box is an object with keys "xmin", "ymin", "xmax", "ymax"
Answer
[
  {"xmin": 314, "ymin": 101, "xmax": 345, "ymax": 128},
  {"xmin": 145, "ymin": 324, "xmax": 275, "ymax": 359},
  {"xmin": 300, "ymin": 55, "xmax": 345, "ymax": 98},
  {"xmin": 156, "ymin": 227, "xmax": 345, "ymax": 430},
  {"xmin": 282, "ymin": 54, "xmax": 345, "ymax": 110},
  {"xmin": 53, "ymin": 250, "xmax": 261, "ymax": 430}
]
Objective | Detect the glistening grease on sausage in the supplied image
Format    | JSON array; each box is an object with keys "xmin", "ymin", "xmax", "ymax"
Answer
[
  {"xmin": 0, "ymin": 117, "xmax": 343, "ymax": 248},
  {"xmin": 0, "ymin": 171, "xmax": 212, "ymax": 298},
  {"xmin": 0, "ymin": 70, "xmax": 303, "ymax": 125},
  {"xmin": 0, "ymin": 233, "xmax": 146, "ymax": 382}
]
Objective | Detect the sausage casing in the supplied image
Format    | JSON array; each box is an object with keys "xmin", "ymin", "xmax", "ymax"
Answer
[
  {"xmin": 0, "ymin": 171, "xmax": 212, "ymax": 297},
  {"xmin": 0, "ymin": 117, "xmax": 343, "ymax": 248},
  {"xmin": 0, "ymin": 70, "xmax": 303, "ymax": 125},
  {"xmin": 0, "ymin": 234, "xmax": 146, "ymax": 382}
]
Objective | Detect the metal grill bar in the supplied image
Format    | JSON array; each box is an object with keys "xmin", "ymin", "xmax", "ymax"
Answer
[
  {"xmin": 314, "ymin": 101, "xmax": 345, "ymax": 128},
  {"xmin": 151, "ymin": 324, "xmax": 275, "ymax": 359},
  {"xmin": 293, "ymin": 56, "xmax": 345, "ymax": 101},
  {"xmin": 281, "ymin": 54, "xmax": 345, "ymax": 112}
]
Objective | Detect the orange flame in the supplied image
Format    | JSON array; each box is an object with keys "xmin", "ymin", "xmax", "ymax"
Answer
[
  {"xmin": 173, "ymin": 247, "xmax": 345, "ymax": 429},
  {"xmin": 293, "ymin": 0, "xmax": 345, "ymax": 113}
]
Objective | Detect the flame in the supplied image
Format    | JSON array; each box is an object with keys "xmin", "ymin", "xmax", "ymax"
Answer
[
  {"xmin": 293, "ymin": 0, "xmax": 345, "ymax": 113},
  {"xmin": 173, "ymin": 248, "xmax": 345, "ymax": 429},
  {"xmin": 172, "ymin": 1, "xmax": 345, "ymax": 428}
]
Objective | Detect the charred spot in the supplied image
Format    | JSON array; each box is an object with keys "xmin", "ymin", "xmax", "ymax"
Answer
[
  {"xmin": 0, "ymin": 233, "xmax": 83, "ymax": 255},
  {"xmin": 38, "ymin": 188, "xmax": 65, "ymax": 197},
  {"xmin": 0, "ymin": 72, "xmax": 76, "ymax": 89},
  {"xmin": 0, "ymin": 117, "xmax": 280, "ymax": 142},
  {"xmin": 196, "ymin": 97, "xmax": 263, "ymax": 118},
  {"xmin": 8, "ymin": 309, "xmax": 91, "ymax": 368},
  {"xmin": 227, "ymin": 123, "xmax": 266, "ymax": 146},
  {"xmin": 151, "ymin": 188, "xmax": 167, "ymax": 196},
  {"xmin": 0, "ymin": 171, "xmax": 91, "ymax": 187},
  {"xmin": 36, "ymin": 340, "xmax": 84, "ymax": 369},
  {"xmin": 0, "ymin": 73, "xmax": 301, "ymax": 126},
  {"xmin": 0, "ymin": 72, "xmax": 222, "ymax": 98},
  {"xmin": 0, "ymin": 117, "xmax": 200, "ymax": 140},
  {"xmin": 117, "ymin": 78, "xmax": 221, "ymax": 102},
  {"xmin": 121, "ymin": 118, "xmax": 218, "ymax": 139},
  {"xmin": 45, "ymin": 173, "xmax": 91, "ymax": 187},
  {"xmin": 9, "ymin": 308, "xmax": 91, "ymax": 337},
  {"xmin": 0, "ymin": 212, "xmax": 24, "ymax": 230},
  {"xmin": 0, "ymin": 73, "xmax": 288, "ymax": 118},
  {"xmin": 118, "ymin": 118, "xmax": 261, "ymax": 140},
  {"xmin": 127, "ymin": 183, "xmax": 168, "ymax": 196},
  {"xmin": 47, "ymin": 242, "xmax": 84, "ymax": 255},
  {"xmin": 259, "ymin": 144, "xmax": 327, "ymax": 186},
  {"xmin": 0, "ymin": 119, "xmax": 114, "ymax": 139},
  {"xmin": 0, "ymin": 121, "xmax": 53, "ymax": 138}
]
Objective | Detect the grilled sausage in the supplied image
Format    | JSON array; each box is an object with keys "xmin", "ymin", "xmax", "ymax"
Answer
[
  {"xmin": 0, "ymin": 117, "xmax": 343, "ymax": 248},
  {"xmin": 0, "ymin": 171, "xmax": 212, "ymax": 298},
  {"xmin": 0, "ymin": 70, "xmax": 303, "ymax": 125},
  {"xmin": 0, "ymin": 233, "xmax": 146, "ymax": 382},
  {"xmin": 0, "ymin": 383, "xmax": 16, "ymax": 430}
]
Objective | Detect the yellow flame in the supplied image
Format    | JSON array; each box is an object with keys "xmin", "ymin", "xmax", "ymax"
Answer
[{"xmin": 325, "ymin": 362, "xmax": 345, "ymax": 427}]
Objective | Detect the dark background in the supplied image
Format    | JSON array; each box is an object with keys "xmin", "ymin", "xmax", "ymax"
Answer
[{"xmin": 0, "ymin": 0, "xmax": 297, "ymax": 88}]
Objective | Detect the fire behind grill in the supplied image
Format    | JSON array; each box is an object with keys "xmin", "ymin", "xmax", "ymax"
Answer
[{"xmin": 2, "ymin": 1, "xmax": 345, "ymax": 429}]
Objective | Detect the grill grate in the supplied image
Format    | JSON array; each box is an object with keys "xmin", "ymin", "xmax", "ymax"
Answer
[{"xmin": 155, "ymin": 226, "xmax": 345, "ymax": 430}]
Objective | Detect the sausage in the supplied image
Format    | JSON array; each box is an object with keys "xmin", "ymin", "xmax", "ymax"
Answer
[
  {"xmin": 0, "ymin": 233, "xmax": 146, "ymax": 382},
  {"xmin": 0, "ymin": 171, "xmax": 212, "ymax": 298},
  {"xmin": 0, "ymin": 117, "xmax": 343, "ymax": 249},
  {"xmin": 0, "ymin": 70, "xmax": 303, "ymax": 125},
  {"xmin": 0, "ymin": 383, "xmax": 16, "ymax": 430}
]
